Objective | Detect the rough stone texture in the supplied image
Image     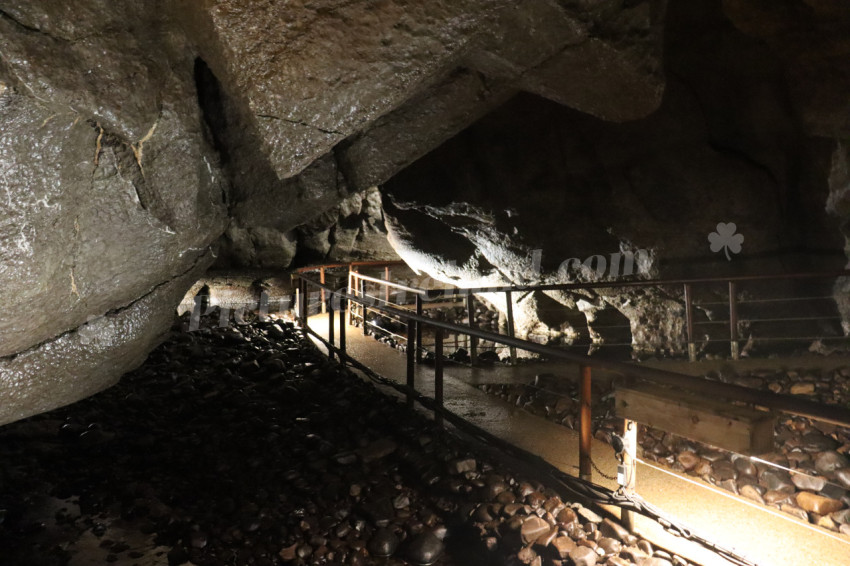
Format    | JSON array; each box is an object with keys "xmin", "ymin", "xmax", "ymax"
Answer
[
  {"xmin": 381, "ymin": 0, "xmax": 849, "ymax": 356},
  {"xmin": 0, "ymin": 1, "xmax": 228, "ymax": 423},
  {"xmin": 8, "ymin": 0, "xmax": 679, "ymax": 421},
  {"xmin": 178, "ymin": 0, "xmax": 664, "ymax": 180},
  {"xmin": 0, "ymin": 254, "xmax": 211, "ymax": 425},
  {"xmin": 201, "ymin": 0, "xmax": 666, "ymax": 269},
  {"xmin": 2, "ymin": 0, "xmax": 849, "ymax": 422}
]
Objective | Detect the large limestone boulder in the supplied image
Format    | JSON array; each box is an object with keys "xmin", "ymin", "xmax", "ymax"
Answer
[
  {"xmin": 0, "ymin": 2, "xmax": 228, "ymax": 424},
  {"xmin": 0, "ymin": 0, "xmax": 666, "ymax": 423}
]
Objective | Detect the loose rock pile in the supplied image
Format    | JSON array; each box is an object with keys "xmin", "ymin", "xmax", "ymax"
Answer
[
  {"xmin": 0, "ymin": 311, "xmax": 677, "ymax": 566},
  {"xmin": 479, "ymin": 370, "xmax": 850, "ymax": 537}
]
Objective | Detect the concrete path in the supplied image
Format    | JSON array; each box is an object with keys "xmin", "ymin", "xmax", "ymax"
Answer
[{"xmin": 305, "ymin": 313, "xmax": 850, "ymax": 566}]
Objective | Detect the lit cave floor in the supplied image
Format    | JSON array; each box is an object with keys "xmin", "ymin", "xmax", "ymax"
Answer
[
  {"xmin": 477, "ymin": 371, "xmax": 850, "ymax": 536},
  {"xmin": 0, "ymin": 314, "xmax": 677, "ymax": 566}
]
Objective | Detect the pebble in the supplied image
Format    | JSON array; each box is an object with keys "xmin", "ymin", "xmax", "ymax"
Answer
[
  {"xmin": 569, "ymin": 545, "xmax": 599, "ymax": 566},
  {"xmin": 781, "ymin": 503, "xmax": 810, "ymax": 521},
  {"xmin": 740, "ymin": 484, "xmax": 765, "ymax": 504},
  {"xmin": 711, "ymin": 460, "xmax": 737, "ymax": 482},
  {"xmin": 357, "ymin": 438, "xmax": 398, "ymax": 462},
  {"xmin": 517, "ymin": 545, "xmax": 538, "ymax": 565},
  {"xmin": 557, "ymin": 507, "xmax": 579, "ymax": 525},
  {"xmin": 733, "ymin": 456, "xmax": 758, "ymax": 476},
  {"xmin": 620, "ymin": 546, "xmax": 650, "ymax": 563},
  {"xmin": 759, "ymin": 469, "xmax": 794, "ymax": 492},
  {"xmin": 815, "ymin": 451, "xmax": 849, "ymax": 474},
  {"xmin": 600, "ymin": 518, "xmax": 634, "ymax": 544},
  {"xmin": 676, "ymin": 451, "xmax": 700, "ymax": 471},
  {"xmin": 790, "ymin": 383, "xmax": 816, "ymax": 395},
  {"xmin": 448, "ymin": 457, "xmax": 477, "ymax": 474},
  {"xmin": 597, "ymin": 537, "xmax": 622, "ymax": 556},
  {"xmin": 406, "ymin": 530, "xmax": 444, "ymax": 565},
  {"xmin": 802, "ymin": 431, "xmax": 838, "ymax": 452},
  {"xmin": 796, "ymin": 492, "xmax": 845, "ymax": 515},
  {"xmin": 791, "ymin": 472, "xmax": 827, "ymax": 492},
  {"xmin": 764, "ymin": 490, "xmax": 793, "ymax": 505},
  {"xmin": 577, "ymin": 506, "xmax": 603, "ymax": 524},
  {"xmin": 835, "ymin": 468, "xmax": 850, "ymax": 489},
  {"xmin": 368, "ymin": 528, "xmax": 400, "ymax": 557},
  {"xmin": 521, "ymin": 516, "xmax": 551, "ymax": 545}
]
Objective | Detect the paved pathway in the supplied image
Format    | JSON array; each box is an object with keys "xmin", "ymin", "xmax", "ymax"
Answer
[{"xmin": 305, "ymin": 313, "xmax": 850, "ymax": 566}]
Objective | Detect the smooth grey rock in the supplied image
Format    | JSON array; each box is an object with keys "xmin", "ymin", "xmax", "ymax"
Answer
[
  {"xmin": 815, "ymin": 451, "xmax": 849, "ymax": 474},
  {"xmin": 406, "ymin": 531, "xmax": 444, "ymax": 565},
  {"xmin": 791, "ymin": 473, "xmax": 827, "ymax": 492},
  {"xmin": 368, "ymin": 528, "xmax": 400, "ymax": 557}
]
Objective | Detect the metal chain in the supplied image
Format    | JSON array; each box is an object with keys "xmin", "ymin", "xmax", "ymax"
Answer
[{"xmin": 590, "ymin": 456, "xmax": 618, "ymax": 481}]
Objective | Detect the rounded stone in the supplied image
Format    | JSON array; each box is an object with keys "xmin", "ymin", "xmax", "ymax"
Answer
[
  {"xmin": 796, "ymin": 492, "xmax": 844, "ymax": 515},
  {"xmin": 521, "ymin": 515, "xmax": 551, "ymax": 545},
  {"xmin": 367, "ymin": 528, "xmax": 399, "ymax": 557},
  {"xmin": 791, "ymin": 472, "xmax": 827, "ymax": 492},
  {"xmin": 815, "ymin": 451, "xmax": 849, "ymax": 474},
  {"xmin": 405, "ymin": 531, "xmax": 444, "ymax": 565},
  {"xmin": 557, "ymin": 507, "xmax": 579, "ymax": 525},
  {"xmin": 597, "ymin": 537, "xmax": 622, "ymax": 556}
]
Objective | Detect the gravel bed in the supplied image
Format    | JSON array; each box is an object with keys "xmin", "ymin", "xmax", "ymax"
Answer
[
  {"xmin": 479, "ymin": 370, "xmax": 850, "ymax": 537},
  {"xmin": 0, "ymin": 312, "xmax": 686, "ymax": 566}
]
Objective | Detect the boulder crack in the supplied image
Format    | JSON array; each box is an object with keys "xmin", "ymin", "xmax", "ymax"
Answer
[
  {"xmin": 1, "ymin": 248, "xmax": 213, "ymax": 362},
  {"xmin": 256, "ymin": 113, "xmax": 342, "ymax": 136}
]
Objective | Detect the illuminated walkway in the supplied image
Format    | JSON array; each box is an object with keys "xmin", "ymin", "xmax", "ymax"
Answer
[{"xmin": 306, "ymin": 313, "xmax": 850, "ymax": 566}]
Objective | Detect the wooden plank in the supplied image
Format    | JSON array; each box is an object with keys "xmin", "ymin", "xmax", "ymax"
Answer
[{"xmin": 614, "ymin": 383, "xmax": 775, "ymax": 455}]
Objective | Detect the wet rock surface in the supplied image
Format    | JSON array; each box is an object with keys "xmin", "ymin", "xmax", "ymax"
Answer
[
  {"xmin": 479, "ymin": 367, "xmax": 850, "ymax": 536},
  {"xmin": 0, "ymin": 312, "xmax": 669, "ymax": 566}
]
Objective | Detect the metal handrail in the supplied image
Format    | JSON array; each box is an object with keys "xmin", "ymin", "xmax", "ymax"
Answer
[
  {"xmin": 454, "ymin": 269, "xmax": 850, "ymax": 295},
  {"xmin": 350, "ymin": 272, "xmax": 429, "ymax": 296},
  {"xmin": 341, "ymin": 267, "xmax": 850, "ymax": 360},
  {"xmin": 294, "ymin": 267, "xmax": 850, "ymax": 566},
  {"xmin": 295, "ymin": 259, "xmax": 407, "ymax": 273},
  {"xmin": 298, "ymin": 275, "xmax": 850, "ymax": 428}
]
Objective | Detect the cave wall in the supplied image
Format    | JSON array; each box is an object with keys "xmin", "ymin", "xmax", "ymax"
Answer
[
  {"xmin": 0, "ymin": 1, "xmax": 228, "ymax": 424},
  {"xmin": 0, "ymin": 0, "xmax": 668, "ymax": 424},
  {"xmin": 0, "ymin": 0, "xmax": 847, "ymax": 422},
  {"xmin": 380, "ymin": 0, "xmax": 850, "ymax": 355}
]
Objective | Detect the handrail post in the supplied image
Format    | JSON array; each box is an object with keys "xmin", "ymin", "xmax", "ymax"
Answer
[
  {"xmin": 505, "ymin": 290, "xmax": 517, "ymax": 365},
  {"xmin": 347, "ymin": 269, "xmax": 354, "ymax": 325},
  {"xmin": 729, "ymin": 281, "xmax": 739, "ymax": 360},
  {"xmin": 406, "ymin": 319, "xmax": 415, "ymax": 407},
  {"xmin": 360, "ymin": 278, "xmax": 368, "ymax": 336},
  {"xmin": 320, "ymin": 267, "xmax": 326, "ymax": 314},
  {"xmin": 339, "ymin": 296, "xmax": 347, "ymax": 356},
  {"xmin": 384, "ymin": 266, "xmax": 390, "ymax": 305},
  {"xmin": 415, "ymin": 294, "xmax": 423, "ymax": 363},
  {"xmin": 466, "ymin": 291, "xmax": 478, "ymax": 365},
  {"xmin": 327, "ymin": 293, "xmax": 335, "ymax": 361},
  {"xmin": 684, "ymin": 283, "xmax": 696, "ymax": 362},
  {"xmin": 298, "ymin": 277, "xmax": 308, "ymax": 328},
  {"xmin": 435, "ymin": 327, "xmax": 444, "ymax": 427},
  {"xmin": 621, "ymin": 419, "xmax": 637, "ymax": 531},
  {"xmin": 580, "ymin": 364, "xmax": 592, "ymax": 481}
]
